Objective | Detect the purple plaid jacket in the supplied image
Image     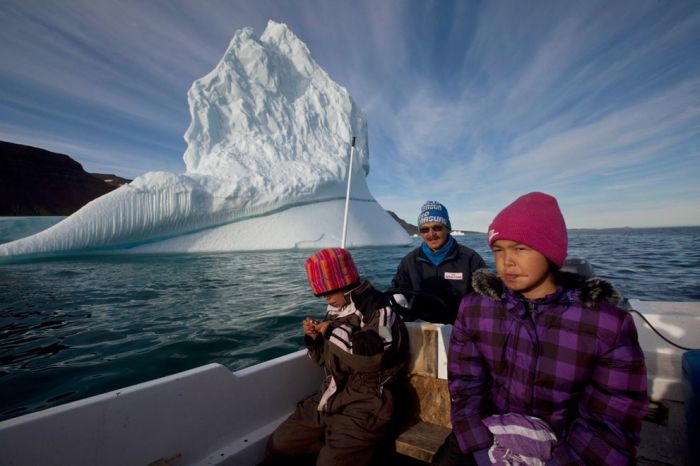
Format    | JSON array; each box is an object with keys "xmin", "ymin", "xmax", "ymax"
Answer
[{"xmin": 448, "ymin": 269, "xmax": 648, "ymax": 465}]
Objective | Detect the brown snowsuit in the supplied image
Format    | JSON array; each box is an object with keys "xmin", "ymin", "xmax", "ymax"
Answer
[{"xmin": 268, "ymin": 280, "xmax": 409, "ymax": 466}]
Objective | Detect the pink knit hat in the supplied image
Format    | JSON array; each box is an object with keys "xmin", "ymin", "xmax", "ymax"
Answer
[
  {"xmin": 487, "ymin": 192, "xmax": 568, "ymax": 268},
  {"xmin": 305, "ymin": 248, "xmax": 360, "ymax": 296}
]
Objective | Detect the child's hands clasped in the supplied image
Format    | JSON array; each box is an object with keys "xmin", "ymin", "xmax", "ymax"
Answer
[{"xmin": 303, "ymin": 316, "xmax": 329, "ymax": 339}]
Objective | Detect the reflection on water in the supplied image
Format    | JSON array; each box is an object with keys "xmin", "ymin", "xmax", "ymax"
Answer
[{"xmin": 0, "ymin": 223, "xmax": 698, "ymax": 421}]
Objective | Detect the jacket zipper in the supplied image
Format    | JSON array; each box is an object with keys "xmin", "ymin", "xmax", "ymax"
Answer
[{"xmin": 528, "ymin": 302, "xmax": 540, "ymax": 413}]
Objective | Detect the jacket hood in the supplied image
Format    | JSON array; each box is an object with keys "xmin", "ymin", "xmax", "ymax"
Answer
[{"xmin": 471, "ymin": 268, "xmax": 624, "ymax": 308}]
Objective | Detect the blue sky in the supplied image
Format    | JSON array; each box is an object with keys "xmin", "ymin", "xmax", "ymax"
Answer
[{"xmin": 1, "ymin": 0, "xmax": 699, "ymax": 231}]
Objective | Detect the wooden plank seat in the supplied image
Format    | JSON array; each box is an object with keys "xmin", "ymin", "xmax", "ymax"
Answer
[
  {"xmin": 395, "ymin": 323, "xmax": 453, "ymax": 463},
  {"xmin": 394, "ymin": 374, "xmax": 452, "ymax": 463}
]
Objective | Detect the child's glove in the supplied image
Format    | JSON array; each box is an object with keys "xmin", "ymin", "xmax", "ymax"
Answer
[{"xmin": 351, "ymin": 331, "xmax": 384, "ymax": 356}]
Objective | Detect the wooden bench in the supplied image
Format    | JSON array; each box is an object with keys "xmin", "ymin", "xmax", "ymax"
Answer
[{"xmin": 395, "ymin": 323, "xmax": 453, "ymax": 463}]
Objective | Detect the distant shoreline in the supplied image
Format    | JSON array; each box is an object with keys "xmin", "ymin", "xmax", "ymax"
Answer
[
  {"xmin": 1, "ymin": 216, "xmax": 697, "ymax": 232},
  {"xmin": 447, "ymin": 225, "xmax": 700, "ymax": 234},
  {"xmin": 568, "ymin": 225, "xmax": 700, "ymax": 232},
  {"xmin": 2, "ymin": 216, "xmax": 697, "ymax": 230}
]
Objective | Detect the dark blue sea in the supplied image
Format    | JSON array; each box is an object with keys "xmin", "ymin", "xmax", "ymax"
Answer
[{"xmin": 1, "ymin": 217, "xmax": 699, "ymax": 422}]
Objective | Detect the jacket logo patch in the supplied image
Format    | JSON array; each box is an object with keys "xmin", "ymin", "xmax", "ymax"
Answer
[{"xmin": 444, "ymin": 272, "xmax": 463, "ymax": 280}]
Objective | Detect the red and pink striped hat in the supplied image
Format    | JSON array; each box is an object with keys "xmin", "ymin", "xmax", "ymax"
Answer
[{"xmin": 305, "ymin": 248, "xmax": 360, "ymax": 296}]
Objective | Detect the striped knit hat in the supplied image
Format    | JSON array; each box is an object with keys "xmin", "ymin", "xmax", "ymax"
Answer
[{"xmin": 305, "ymin": 248, "xmax": 360, "ymax": 296}]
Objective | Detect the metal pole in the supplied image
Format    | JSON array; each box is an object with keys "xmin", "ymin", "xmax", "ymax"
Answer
[{"xmin": 341, "ymin": 137, "xmax": 356, "ymax": 248}]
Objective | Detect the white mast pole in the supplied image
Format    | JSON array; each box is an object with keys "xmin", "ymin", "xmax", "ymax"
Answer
[{"xmin": 341, "ymin": 137, "xmax": 356, "ymax": 248}]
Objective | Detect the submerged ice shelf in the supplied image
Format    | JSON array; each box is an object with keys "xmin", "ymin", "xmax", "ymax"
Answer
[{"xmin": 0, "ymin": 21, "xmax": 409, "ymax": 261}]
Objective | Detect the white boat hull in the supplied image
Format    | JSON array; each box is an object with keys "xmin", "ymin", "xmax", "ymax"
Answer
[
  {"xmin": 629, "ymin": 299, "xmax": 700, "ymax": 402},
  {"xmin": 0, "ymin": 350, "xmax": 323, "ymax": 466}
]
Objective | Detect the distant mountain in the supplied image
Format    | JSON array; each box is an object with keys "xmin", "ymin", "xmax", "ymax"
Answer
[
  {"xmin": 89, "ymin": 173, "xmax": 132, "ymax": 189},
  {"xmin": 387, "ymin": 210, "xmax": 419, "ymax": 236},
  {"xmin": 386, "ymin": 210, "xmax": 482, "ymax": 236},
  {"xmin": 0, "ymin": 141, "xmax": 131, "ymax": 215}
]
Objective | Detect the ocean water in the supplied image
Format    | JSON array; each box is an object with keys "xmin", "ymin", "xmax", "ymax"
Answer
[{"xmin": 0, "ymin": 218, "xmax": 699, "ymax": 422}]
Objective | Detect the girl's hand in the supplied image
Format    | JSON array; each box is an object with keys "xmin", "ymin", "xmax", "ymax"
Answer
[
  {"xmin": 315, "ymin": 320, "xmax": 330, "ymax": 336},
  {"xmin": 303, "ymin": 316, "xmax": 320, "ymax": 339}
]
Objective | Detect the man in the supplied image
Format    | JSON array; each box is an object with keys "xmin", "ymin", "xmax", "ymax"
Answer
[{"xmin": 390, "ymin": 201, "xmax": 486, "ymax": 324}]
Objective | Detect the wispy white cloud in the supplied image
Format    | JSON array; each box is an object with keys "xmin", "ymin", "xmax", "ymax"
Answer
[
  {"xmin": 503, "ymin": 77, "xmax": 700, "ymax": 180},
  {"xmin": 1, "ymin": 0, "xmax": 698, "ymax": 229},
  {"xmin": 371, "ymin": 1, "xmax": 700, "ymax": 229}
]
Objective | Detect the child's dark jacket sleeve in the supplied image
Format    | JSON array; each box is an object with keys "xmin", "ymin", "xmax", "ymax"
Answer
[
  {"xmin": 304, "ymin": 331, "xmax": 326, "ymax": 366},
  {"xmin": 327, "ymin": 303, "xmax": 401, "ymax": 372},
  {"xmin": 306, "ymin": 296, "xmax": 401, "ymax": 374}
]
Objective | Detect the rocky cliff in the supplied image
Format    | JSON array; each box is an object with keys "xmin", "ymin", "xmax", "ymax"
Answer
[{"xmin": 0, "ymin": 141, "xmax": 130, "ymax": 215}]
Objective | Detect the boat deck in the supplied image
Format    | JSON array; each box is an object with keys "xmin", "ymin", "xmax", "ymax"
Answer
[
  {"xmin": 632, "ymin": 299, "xmax": 697, "ymax": 466},
  {"xmin": 639, "ymin": 400, "xmax": 689, "ymax": 466}
]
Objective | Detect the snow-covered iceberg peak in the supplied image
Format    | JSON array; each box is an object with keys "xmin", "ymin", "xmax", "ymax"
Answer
[
  {"xmin": 184, "ymin": 21, "xmax": 370, "ymax": 189},
  {"xmin": 0, "ymin": 21, "xmax": 408, "ymax": 261}
]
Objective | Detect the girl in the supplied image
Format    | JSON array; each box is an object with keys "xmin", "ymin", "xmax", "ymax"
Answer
[
  {"xmin": 436, "ymin": 192, "xmax": 648, "ymax": 465},
  {"xmin": 266, "ymin": 248, "xmax": 408, "ymax": 466}
]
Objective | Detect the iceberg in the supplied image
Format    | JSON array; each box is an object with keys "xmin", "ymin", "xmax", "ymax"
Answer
[{"xmin": 0, "ymin": 21, "xmax": 409, "ymax": 261}]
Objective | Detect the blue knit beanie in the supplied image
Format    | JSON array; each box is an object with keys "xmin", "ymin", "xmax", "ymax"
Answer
[{"xmin": 418, "ymin": 201, "xmax": 451, "ymax": 229}]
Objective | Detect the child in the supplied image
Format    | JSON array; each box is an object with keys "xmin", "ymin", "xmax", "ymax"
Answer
[
  {"xmin": 435, "ymin": 192, "xmax": 648, "ymax": 465},
  {"xmin": 266, "ymin": 248, "xmax": 408, "ymax": 466}
]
